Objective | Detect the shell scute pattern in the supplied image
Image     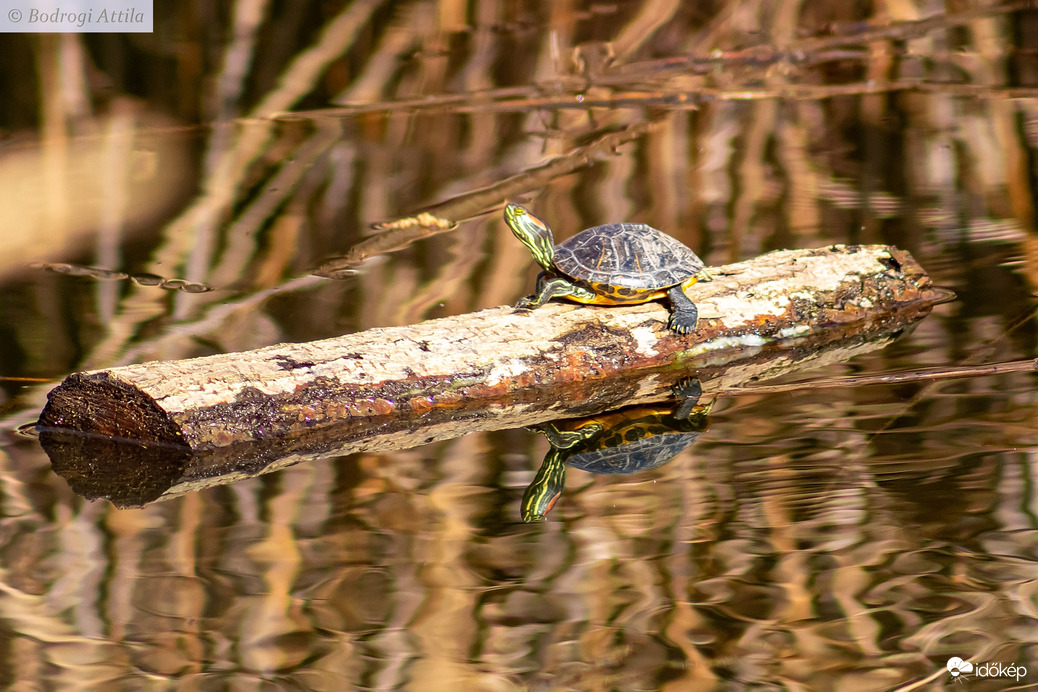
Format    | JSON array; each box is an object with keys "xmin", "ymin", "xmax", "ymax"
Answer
[
  {"xmin": 568, "ymin": 433, "xmax": 698, "ymax": 474},
  {"xmin": 553, "ymin": 223, "xmax": 705, "ymax": 290}
]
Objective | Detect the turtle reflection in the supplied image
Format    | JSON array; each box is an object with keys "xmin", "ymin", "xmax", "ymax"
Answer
[{"xmin": 521, "ymin": 379, "xmax": 712, "ymax": 522}]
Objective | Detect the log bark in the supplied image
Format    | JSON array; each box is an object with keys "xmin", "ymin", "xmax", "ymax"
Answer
[{"xmin": 39, "ymin": 245, "xmax": 943, "ymax": 505}]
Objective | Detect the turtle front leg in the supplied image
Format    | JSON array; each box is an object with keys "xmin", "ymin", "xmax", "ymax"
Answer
[
  {"xmin": 516, "ymin": 274, "xmax": 595, "ymax": 309},
  {"xmin": 536, "ymin": 422, "xmax": 604, "ymax": 448},
  {"xmin": 666, "ymin": 284, "xmax": 699, "ymax": 334}
]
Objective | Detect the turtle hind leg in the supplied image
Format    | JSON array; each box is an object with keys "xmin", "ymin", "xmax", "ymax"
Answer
[
  {"xmin": 516, "ymin": 275, "xmax": 594, "ymax": 309},
  {"xmin": 665, "ymin": 284, "xmax": 699, "ymax": 334}
]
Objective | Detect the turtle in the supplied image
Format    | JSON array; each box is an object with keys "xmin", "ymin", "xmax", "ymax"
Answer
[
  {"xmin": 504, "ymin": 203, "xmax": 710, "ymax": 333},
  {"xmin": 521, "ymin": 378, "xmax": 712, "ymax": 522}
]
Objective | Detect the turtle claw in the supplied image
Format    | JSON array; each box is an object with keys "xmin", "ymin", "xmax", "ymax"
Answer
[
  {"xmin": 515, "ymin": 295, "xmax": 537, "ymax": 310},
  {"xmin": 668, "ymin": 315, "xmax": 697, "ymax": 334},
  {"xmin": 672, "ymin": 377, "xmax": 702, "ymax": 400}
]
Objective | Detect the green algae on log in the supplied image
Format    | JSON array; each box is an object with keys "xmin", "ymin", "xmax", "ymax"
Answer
[{"xmin": 39, "ymin": 245, "xmax": 942, "ymax": 457}]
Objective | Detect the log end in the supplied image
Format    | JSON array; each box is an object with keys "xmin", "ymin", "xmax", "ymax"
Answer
[
  {"xmin": 37, "ymin": 372, "xmax": 186, "ymax": 447},
  {"xmin": 41, "ymin": 430, "xmax": 191, "ymax": 508}
]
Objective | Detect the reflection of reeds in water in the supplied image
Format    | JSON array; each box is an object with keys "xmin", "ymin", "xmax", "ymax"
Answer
[
  {"xmin": 1, "ymin": 2, "xmax": 1037, "ymax": 689},
  {"xmin": 2, "ymin": 2, "xmax": 1034, "ymax": 377},
  {"xmin": 2, "ymin": 3, "xmax": 1035, "ymax": 353}
]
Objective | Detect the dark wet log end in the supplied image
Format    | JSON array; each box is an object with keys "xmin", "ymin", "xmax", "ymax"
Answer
[{"xmin": 39, "ymin": 373, "xmax": 187, "ymax": 448}]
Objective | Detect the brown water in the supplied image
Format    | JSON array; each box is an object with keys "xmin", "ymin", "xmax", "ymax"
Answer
[{"xmin": 1, "ymin": 2, "xmax": 1037, "ymax": 690}]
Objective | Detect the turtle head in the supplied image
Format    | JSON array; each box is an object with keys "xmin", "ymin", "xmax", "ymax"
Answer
[
  {"xmin": 520, "ymin": 452, "xmax": 567, "ymax": 522},
  {"xmin": 505, "ymin": 203, "xmax": 555, "ymax": 271}
]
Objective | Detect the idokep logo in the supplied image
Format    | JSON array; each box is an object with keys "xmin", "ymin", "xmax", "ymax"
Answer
[
  {"xmin": 946, "ymin": 656, "xmax": 1028, "ymax": 683},
  {"xmin": 946, "ymin": 657, "xmax": 973, "ymax": 681}
]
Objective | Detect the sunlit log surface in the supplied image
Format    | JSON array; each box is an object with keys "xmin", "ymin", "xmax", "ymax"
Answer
[
  {"xmin": 40, "ymin": 244, "xmax": 937, "ymax": 449},
  {"xmin": 39, "ymin": 244, "xmax": 943, "ymax": 505}
]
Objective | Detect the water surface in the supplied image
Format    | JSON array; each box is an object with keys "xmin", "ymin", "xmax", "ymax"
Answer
[{"xmin": 1, "ymin": 2, "xmax": 1036, "ymax": 689}]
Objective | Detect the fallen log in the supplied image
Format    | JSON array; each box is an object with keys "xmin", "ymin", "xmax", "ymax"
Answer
[
  {"xmin": 40, "ymin": 244, "xmax": 939, "ymax": 448},
  {"xmin": 38, "ymin": 244, "xmax": 943, "ymax": 505}
]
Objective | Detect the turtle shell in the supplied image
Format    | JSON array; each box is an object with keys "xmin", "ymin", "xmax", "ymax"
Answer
[
  {"xmin": 553, "ymin": 223, "xmax": 705, "ymax": 291},
  {"xmin": 566, "ymin": 429, "xmax": 701, "ymax": 474}
]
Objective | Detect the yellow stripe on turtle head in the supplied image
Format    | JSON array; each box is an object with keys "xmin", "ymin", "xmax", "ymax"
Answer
[{"xmin": 505, "ymin": 203, "xmax": 556, "ymax": 272}]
